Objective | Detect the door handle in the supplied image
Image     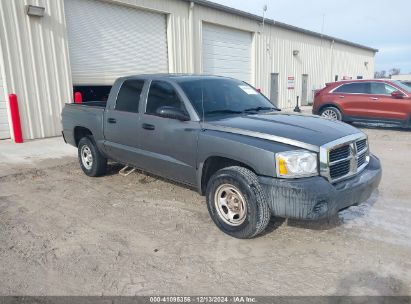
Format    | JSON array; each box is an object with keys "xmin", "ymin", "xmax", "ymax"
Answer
[
  {"xmin": 142, "ymin": 123, "xmax": 155, "ymax": 131},
  {"xmin": 370, "ymin": 97, "xmax": 379, "ymax": 100},
  {"xmin": 339, "ymin": 95, "xmax": 345, "ymax": 98},
  {"xmin": 107, "ymin": 118, "xmax": 117, "ymax": 124}
]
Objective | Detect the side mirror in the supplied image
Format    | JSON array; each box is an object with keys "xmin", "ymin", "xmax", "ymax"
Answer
[
  {"xmin": 391, "ymin": 91, "xmax": 404, "ymax": 99},
  {"xmin": 156, "ymin": 106, "xmax": 190, "ymax": 121}
]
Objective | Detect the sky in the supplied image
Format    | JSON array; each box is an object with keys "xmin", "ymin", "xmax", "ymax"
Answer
[{"xmin": 210, "ymin": 0, "xmax": 411, "ymax": 74}]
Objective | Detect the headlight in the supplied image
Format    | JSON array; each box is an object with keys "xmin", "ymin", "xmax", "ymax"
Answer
[{"xmin": 275, "ymin": 150, "xmax": 318, "ymax": 178}]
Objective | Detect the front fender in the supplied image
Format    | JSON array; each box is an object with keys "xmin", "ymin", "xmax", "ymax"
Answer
[{"xmin": 196, "ymin": 130, "xmax": 300, "ymax": 193}]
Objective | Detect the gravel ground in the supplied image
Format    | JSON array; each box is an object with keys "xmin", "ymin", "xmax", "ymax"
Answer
[{"xmin": 0, "ymin": 126, "xmax": 410, "ymax": 296}]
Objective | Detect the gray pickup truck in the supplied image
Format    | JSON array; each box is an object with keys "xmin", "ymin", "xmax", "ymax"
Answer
[{"xmin": 62, "ymin": 74, "xmax": 382, "ymax": 238}]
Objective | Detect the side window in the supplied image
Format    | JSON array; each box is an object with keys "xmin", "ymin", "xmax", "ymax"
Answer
[
  {"xmin": 146, "ymin": 81, "xmax": 187, "ymax": 115},
  {"xmin": 115, "ymin": 80, "xmax": 145, "ymax": 113},
  {"xmin": 370, "ymin": 83, "xmax": 397, "ymax": 95},
  {"xmin": 384, "ymin": 84, "xmax": 397, "ymax": 94},
  {"xmin": 370, "ymin": 82, "xmax": 386, "ymax": 95},
  {"xmin": 334, "ymin": 82, "xmax": 370, "ymax": 94}
]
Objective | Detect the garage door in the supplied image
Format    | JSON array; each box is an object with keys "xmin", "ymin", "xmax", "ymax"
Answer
[
  {"xmin": 65, "ymin": 0, "xmax": 168, "ymax": 85},
  {"xmin": 202, "ymin": 23, "xmax": 252, "ymax": 83},
  {"xmin": 0, "ymin": 85, "xmax": 10, "ymax": 139}
]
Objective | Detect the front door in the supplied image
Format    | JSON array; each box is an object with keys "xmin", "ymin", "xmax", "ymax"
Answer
[
  {"xmin": 301, "ymin": 74, "xmax": 308, "ymax": 106},
  {"xmin": 104, "ymin": 79, "xmax": 146, "ymax": 166},
  {"xmin": 138, "ymin": 80, "xmax": 199, "ymax": 186},
  {"xmin": 367, "ymin": 82, "xmax": 410, "ymax": 122},
  {"xmin": 270, "ymin": 73, "xmax": 279, "ymax": 107}
]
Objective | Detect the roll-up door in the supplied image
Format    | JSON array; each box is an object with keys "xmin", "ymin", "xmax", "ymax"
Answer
[
  {"xmin": 65, "ymin": 0, "xmax": 168, "ymax": 85},
  {"xmin": 202, "ymin": 23, "xmax": 252, "ymax": 83}
]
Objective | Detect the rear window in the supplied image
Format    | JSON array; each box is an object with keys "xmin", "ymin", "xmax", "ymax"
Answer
[
  {"xmin": 333, "ymin": 82, "xmax": 370, "ymax": 94},
  {"xmin": 115, "ymin": 80, "xmax": 145, "ymax": 113}
]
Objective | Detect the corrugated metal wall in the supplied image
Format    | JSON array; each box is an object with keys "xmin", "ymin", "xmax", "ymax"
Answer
[
  {"xmin": 0, "ymin": 0, "xmax": 376, "ymax": 140},
  {"xmin": 0, "ymin": 44, "xmax": 11, "ymax": 139},
  {"xmin": 0, "ymin": 0, "xmax": 72, "ymax": 140}
]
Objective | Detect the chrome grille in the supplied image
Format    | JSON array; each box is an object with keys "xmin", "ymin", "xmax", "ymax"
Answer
[
  {"xmin": 329, "ymin": 145, "xmax": 352, "ymax": 180},
  {"xmin": 321, "ymin": 135, "xmax": 370, "ymax": 183},
  {"xmin": 330, "ymin": 159, "xmax": 351, "ymax": 179},
  {"xmin": 357, "ymin": 152, "xmax": 367, "ymax": 168},
  {"xmin": 356, "ymin": 139, "xmax": 367, "ymax": 153},
  {"xmin": 329, "ymin": 145, "xmax": 350, "ymax": 163}
]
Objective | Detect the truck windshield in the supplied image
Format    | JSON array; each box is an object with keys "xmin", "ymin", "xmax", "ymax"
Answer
[{"xmin": 178, "ymin": 78, "xmax": 278, "ymax": 119}]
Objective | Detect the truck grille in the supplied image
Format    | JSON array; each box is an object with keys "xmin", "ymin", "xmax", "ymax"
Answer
[
  {"xmin": 329, "ymin": 145, "xmax": 350, "ymax": 163},
  {"xmin": 356, "ymin": 139, "xmax": 367, "ymax": 152},
  {"xmin": 357, "ymin": 152, "xmax": 367, "ymax": 168},
  {"xmin": 330, "ymin": 159, "xmax": 351, "ymax": 179},
  {"xmin": 327, "ymin": 138, "xmax": 369, "ymax": 182}
]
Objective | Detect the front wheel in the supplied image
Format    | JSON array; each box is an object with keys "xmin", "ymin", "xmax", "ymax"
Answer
[
  {"xmin": 78, "ymin": 136, "xmax": 107, "ymax": 177},
  {"xmin": 206, "ymin": 166, "xmax": 270, "ymax": 239},
  {"xmin": 320, "ymin": 106, "xmax": 342, "ymax": 121}
]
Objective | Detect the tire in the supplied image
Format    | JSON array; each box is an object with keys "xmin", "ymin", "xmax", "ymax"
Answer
[
  {"xmin": 206, "ymin": 166, "xmax": 270, "ymax": 239},
  {"xmin": 78, "ymin": 136, "xmax": 107, "ymax": 177},
  {"xmin": 320, "ymin": 106, "xmax": 342, "ymax": 121}
]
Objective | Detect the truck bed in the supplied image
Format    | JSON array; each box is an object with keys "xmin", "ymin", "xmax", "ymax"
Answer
[
  {"xmin": 62, "ymin": 101, "xmax": 107, "ymax": 147},
  {"xmin": 66, "ymin": 101, "xmax": 107, "ymax": 108}
]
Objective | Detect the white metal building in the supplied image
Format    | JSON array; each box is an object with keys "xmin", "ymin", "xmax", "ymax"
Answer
[
  {"xmin": 0, "ymin": 0, "xmax": 377, "ymax": 141},
  {"xmin": 391, "ymin": 74, "xmax": 411, "ymax": 81}
]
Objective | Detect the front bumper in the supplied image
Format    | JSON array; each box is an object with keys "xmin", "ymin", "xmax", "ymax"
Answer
[{"xmin": 258, "ymin": 154, "xmax": 382, "ymax": 220}]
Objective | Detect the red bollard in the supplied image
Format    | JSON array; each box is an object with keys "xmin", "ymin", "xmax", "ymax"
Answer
[
  {"xmin": 9, "ymin": 94, "xmax": 23, "ymax": 143},
  {"xmin": 74, "ymin": 92, "xmax": 82, "ymax": 104}
]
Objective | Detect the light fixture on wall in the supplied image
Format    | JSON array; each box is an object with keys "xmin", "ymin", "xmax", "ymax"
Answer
[
  {"xmin": 293, "ymin": 50, "xmax": 300, "ymax": 56},
  {"xmin": 26, "ymin": 5, "xmax": 45, "ymax": 17},
  {"xmin": 364, "ymin": 61, "xmax": 369, "ymax": 67}
]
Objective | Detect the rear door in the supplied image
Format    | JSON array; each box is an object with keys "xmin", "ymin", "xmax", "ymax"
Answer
[
  {"xmin": 138, "ymin": 80, "xmax": 200, "ymax": 185},
  {"xmin": 104, "ymin": 79, "xmax": 146, "ymax": 166},
  {"xmin": 332, "ymin": 82, "xmax": 371, "ymax": 118}
]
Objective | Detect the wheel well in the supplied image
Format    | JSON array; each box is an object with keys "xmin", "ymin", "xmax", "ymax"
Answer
[
  {"xmin": 74, "ymin": 127, "xmax": 93, "ymax": 147},
  {"xmin": 318, "ymin": 103, "xmax": 342, "ymax": 114},
  {"xmin": 200, "ymin": 156, "xmax": 255, "ymax": 195}
]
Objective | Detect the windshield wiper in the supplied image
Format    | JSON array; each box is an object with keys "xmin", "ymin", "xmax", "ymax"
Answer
[
  {"xmin": 243, "ymin": 106, "xmax": 278, "ymax": 113},
  {"xmin": 205, "ymin": 109, "xmax": 243, "ymax": 115}
]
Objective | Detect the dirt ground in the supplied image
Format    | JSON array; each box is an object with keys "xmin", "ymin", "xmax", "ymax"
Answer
[{"xmin": 0, "ymin": 126, "xmax": 410, "ymax": 296}]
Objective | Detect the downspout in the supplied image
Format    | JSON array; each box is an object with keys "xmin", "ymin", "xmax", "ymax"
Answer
[
  {"xmin": 189, "ymin": 1, "xmax": 195, "ymax": 73},
  {"xmin": 330, "ymin": 39, "xmax": 335, "ymax": 82}
]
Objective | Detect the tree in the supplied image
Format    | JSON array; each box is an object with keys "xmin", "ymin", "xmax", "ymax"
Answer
[
  {"xmin": 374, "ymin": 70, "xmax": 386, "ymax": 79},
  {"xmin": 389, "ymin": 68, "xmax": 401, "ymax": 76}
]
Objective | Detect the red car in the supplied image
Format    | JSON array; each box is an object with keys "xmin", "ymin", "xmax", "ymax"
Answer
[{"xmin": 313, "ymin": 79, "xmax": 411, "ymax": 127}]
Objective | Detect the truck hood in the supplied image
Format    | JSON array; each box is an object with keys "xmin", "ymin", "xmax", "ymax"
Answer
[{"xmin": 205, "ymin": 112, "xmax": 362, "ymax": 147}]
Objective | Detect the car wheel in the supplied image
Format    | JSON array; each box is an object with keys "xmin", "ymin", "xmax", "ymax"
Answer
[
  {"xmin": 320, "ymin": 106, "xmax": 342, "ymax": 121},
  {"xmin": 78, "ymin": 136, "xmax": 107, "ymax": 177},
  {"xmin": 206, "ymin": 166, "xmax": 270, "ymax": 239}
]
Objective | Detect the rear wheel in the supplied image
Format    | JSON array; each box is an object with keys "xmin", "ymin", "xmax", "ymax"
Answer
[
  {"xmin": 78, "ymin": 136, "xmax": 107, "ymax": 177},
  {"xmin": 206, "ymin": 166, "xmax": 270, "ymax": 239},
  {"xmin": 320, "ymin": 106, "xmax": 342, "ymax": 121}
]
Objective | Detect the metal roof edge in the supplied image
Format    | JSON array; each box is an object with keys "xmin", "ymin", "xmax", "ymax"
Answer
[{"xmin": 185, "ymin": 0, "xmax": 379, "ymax": 53}]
